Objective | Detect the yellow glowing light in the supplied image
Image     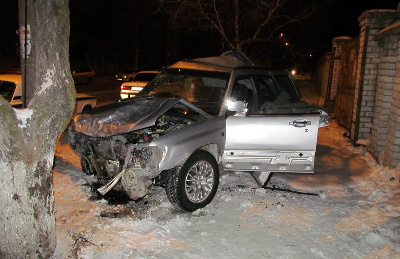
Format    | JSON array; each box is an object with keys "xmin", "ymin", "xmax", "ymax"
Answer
[{"xmin": 291, "ymin": 70, "xmax": 296, "ymax": 76}]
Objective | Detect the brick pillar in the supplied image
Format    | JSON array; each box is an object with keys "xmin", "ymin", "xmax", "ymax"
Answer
[
  {"xmin": 375, "ymin": 24, "xmax": 400, "ymax": 168},
  {"xmin": 351, "ymin": 10, "xmax": 399, "ymax": 144}
]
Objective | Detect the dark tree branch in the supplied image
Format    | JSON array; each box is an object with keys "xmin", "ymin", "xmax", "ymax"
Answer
[{"xmin": 156, "ymin": 0, "xmax": 327, "ymax": 52}]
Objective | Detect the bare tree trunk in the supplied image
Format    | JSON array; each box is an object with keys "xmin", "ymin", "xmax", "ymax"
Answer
[{"xmin": 0, "ymin": 0, "xmax": 75, "ymax": 258}]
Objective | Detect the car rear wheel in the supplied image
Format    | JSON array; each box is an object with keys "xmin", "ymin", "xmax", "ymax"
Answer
[
  {"xmin": 165, "ymin": 151, "xmax": 219, "ymax": 212},
  {"xmin": 82, "ymin": 105, "xmax": 92, "ymax": 112}
]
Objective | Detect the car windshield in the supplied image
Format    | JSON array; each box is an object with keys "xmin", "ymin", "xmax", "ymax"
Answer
[
  {"xmin": 0, "ymin": 80, "xmax": 16, "ymax": 102},
  {"xmin": 137, "ymin": 68, "xmax": 229, "ymax": 115}
]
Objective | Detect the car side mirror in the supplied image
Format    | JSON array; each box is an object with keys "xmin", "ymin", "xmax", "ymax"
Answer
[{"xmin": 227, "ymin": 99, "xmax": 248, "ymax": 115}]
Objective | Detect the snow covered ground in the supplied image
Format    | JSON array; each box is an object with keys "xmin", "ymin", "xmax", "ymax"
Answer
[
  {"xmin": 52, "ymin": 81, "xmax": 399, "ymax": 258},
  {"xmin": 53, "ymin": 120, "xmax": 400, "ymax": 259}
]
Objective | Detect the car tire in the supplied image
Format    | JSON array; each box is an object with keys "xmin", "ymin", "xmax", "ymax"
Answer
[
  {"xmin": 81, "ymin": 155, "xmax": 95, "ymax": 175},
  {"xmin": 165, "ymin": 151, "xmax": 219, "ymax": 212}
]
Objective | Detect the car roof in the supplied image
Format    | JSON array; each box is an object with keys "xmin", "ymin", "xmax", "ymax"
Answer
[
  {"xmin": 0, "ymin": 74, "xmax": 22, "ymax": 83},
  {"xmin": 168, "ymin": 51, "xmax": 265, "ymax": 73}
]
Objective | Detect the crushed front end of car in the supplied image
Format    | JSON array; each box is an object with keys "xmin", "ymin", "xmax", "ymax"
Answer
[{"xmin": 68, "ymin": 97, "xmax": 209, "ymax": 200}]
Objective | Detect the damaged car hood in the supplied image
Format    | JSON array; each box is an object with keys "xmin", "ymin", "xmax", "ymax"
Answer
[{"xmin": 70, "ymin": 97, "xmax": 209, "ymax": 137}]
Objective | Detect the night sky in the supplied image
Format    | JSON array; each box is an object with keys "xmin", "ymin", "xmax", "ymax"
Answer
[{"xmin": 0, "ymin": 0, "xmax": 399, "ymax": 73}]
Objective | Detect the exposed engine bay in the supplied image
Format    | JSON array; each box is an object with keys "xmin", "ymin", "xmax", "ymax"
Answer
[{"xmin": 69, "ymin": 103, "xmax": 207, "ymax": 200}]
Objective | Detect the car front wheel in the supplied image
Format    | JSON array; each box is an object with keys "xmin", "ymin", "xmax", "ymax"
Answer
[{"xmin": 165, "ymin": 151, "xmax": 219, "ymax": 212}]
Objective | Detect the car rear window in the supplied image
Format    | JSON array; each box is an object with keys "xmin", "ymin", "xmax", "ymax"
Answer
[
  {"xmin": 134, "ymin": 73, "xmax": 158, "ymax": 82},
  {"xmin": 73, "ymin": 66, "xmax": 92, "ymax": 73}
]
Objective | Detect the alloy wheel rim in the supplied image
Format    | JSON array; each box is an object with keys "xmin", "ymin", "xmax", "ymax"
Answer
[{"xmin": 185, "ymin": 160, "xmax": 214, "ymax": 203}]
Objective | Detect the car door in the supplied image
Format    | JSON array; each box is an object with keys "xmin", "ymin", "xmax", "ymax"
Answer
[{"xmin": 222, "ymin": 71, "xmax": 320, "ymax": 174}]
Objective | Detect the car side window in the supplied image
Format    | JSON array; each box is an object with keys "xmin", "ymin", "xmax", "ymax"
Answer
[
  {"xmin": 231, "ymin": 75, "xmax": 297, "ymax": 114},
  {"xmin": 253, "ymin": 75, "xmax": 296, "ymax": 114},
  {"xmin": 231, "ymin": 78, "xmax": 256, "ymax": 112},
  {"xmin": 253, "ymin": 76, "xmax": 278, "ymax": 111},
  {"xmin": 273, "ymin": 74, "xmax": 300, "ymax": 102},
  {"xmin": 252, "ymin": 74, "xmax": 314, "ymax": 115},
  {"xmin": 81, "ymin": 66, "xmax": 91, "ymax": 73},
  {"xmin": 231, "ymin": 75, "xmax": 281, "ymax": 115}
]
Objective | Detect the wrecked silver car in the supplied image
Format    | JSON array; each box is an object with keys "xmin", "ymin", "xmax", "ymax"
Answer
[{"xmin": 68, "ymin": 51, "xmax": 329, "ymax": 212}]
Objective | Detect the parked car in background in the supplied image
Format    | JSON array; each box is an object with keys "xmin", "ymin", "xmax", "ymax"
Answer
[
  {"xmin": 120, "ymin": 70, "xmax": 159, "ymax": 99},
  {"xmin": 71, "ymin": 66, "xmax": 95, "ymax": 85},
  {"xmin": 115, "ymin": 69, "xmax": 140, "ymax": 82},
  {"xmin": 0, "ymin": 74, "xmax": 96, "ymax": 113},
  {"xmin": 68, "ymin": 51, "xmax": 329, "ymax": 212},
  {"xmin": 75, "ymin": 93, "xmax": 97, "ymax": 114}
]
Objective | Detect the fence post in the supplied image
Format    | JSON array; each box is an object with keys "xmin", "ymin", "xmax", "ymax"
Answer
[{"xmin": 352, "ymin": 9, "xmax": 399, "ymax": 148}]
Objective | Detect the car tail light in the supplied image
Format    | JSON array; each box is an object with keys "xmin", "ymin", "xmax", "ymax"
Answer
[{"xmin": 121, "ymin": 84, "xmax": 130, "ymax": 90}]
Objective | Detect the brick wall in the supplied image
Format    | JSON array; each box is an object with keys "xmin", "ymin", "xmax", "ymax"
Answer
[
  {"xmin": 352, "ymin": 10, "xmax": 399, "ymax": 144},
  {"xmin": 375, "ymin": 23, "xmax": 400, "ymax": 167},
  {"xmin": 371, "ymin": 34, "xmax": 396, "ymax": 159},
  {"xmin": 356, "ymin": 10, "xmax": 400, "ymax": 168},
  {"xmin": 320, "ymin": 8, "xmax": 400, "ymax": 168}
]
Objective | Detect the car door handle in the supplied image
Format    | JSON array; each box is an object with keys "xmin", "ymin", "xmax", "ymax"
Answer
[{"xmin": 289, "ymin": 120, "xmax": 311, "ymax": 127}]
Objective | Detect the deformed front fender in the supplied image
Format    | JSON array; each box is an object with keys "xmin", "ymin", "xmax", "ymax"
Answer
[{"xmin": 150, "ymin": 116, "xmax": 226, "ymax": 171}]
